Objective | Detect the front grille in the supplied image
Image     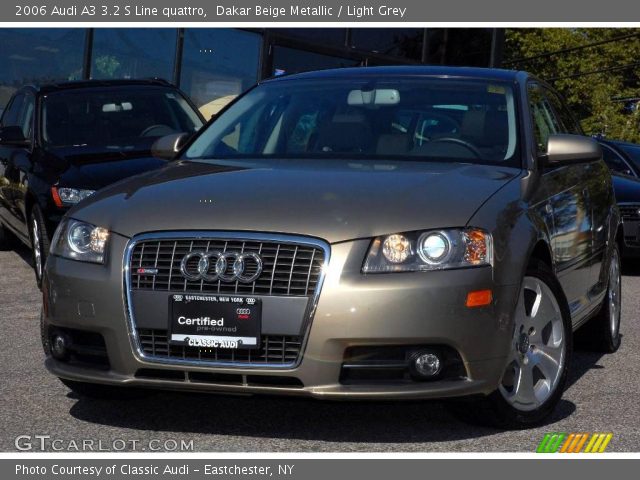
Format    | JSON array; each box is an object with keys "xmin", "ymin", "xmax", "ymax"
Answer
[
  {"xmin": 129, "ymin": 238, "xmax": 324, "ymax": 296},
  {"xmin": 137, "ymin": 329, "xmax": 302, "ymax": 365},
  {"xmin": 620, "ymin": 204, "xmax": 640, "ymax": 221}
]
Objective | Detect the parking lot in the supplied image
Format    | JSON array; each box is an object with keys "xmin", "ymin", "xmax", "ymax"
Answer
[{"xmin": 1, "ymin": 244, "xmax": 639, "ymax": 452}]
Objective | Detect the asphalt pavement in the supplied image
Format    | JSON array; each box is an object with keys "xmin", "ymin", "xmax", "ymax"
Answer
[{"xmin": 1, "ymin": 244, "xmax": 639, "ymax": 452}]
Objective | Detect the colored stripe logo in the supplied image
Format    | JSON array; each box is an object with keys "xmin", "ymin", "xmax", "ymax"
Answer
[{"xmin": 537, "ymin": 433, "xmax": 613, "ymax": 453}]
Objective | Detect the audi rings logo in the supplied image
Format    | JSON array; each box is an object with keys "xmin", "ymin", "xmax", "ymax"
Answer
[{"xmin": 180, "ymin": 251, "xmax": 263, "ymax": 283}]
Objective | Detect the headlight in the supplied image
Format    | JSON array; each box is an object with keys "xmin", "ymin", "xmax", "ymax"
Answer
[
  {"xmin": 52, "ymin": 187, "xmax": 96, "ymax": 206},
  {"xmin": 362, "ymin": 228, "xmax": 492, "ymax": 273},
  {"xmin": 51, "ymin": 219, "xmax": 110, "ymax": 264}
]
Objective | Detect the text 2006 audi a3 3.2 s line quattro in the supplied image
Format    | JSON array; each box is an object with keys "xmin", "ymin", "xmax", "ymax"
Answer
[{"xmin": 41, "ymin": 67, "xmax": 621, "ymax": 428}]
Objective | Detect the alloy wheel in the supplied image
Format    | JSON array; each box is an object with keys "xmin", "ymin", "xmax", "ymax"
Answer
[
  {"xmin": 32, "ymin": 218, "xmax": 42, "ymax": 280},
  {"xmin": 499, "ymin": 276, "xmax": 566, "ymax": 412},
  {"xmin": 609, "ymin": 249, "xmax": 621, "ymax": 340}
]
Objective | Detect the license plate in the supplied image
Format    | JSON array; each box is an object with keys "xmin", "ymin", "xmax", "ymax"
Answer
[{"xmin": 169, "ymin": 294, "xmax": 261, "ymax": 349}]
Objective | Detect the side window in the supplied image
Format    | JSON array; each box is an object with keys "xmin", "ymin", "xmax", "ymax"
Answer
[
  {"xmin": 602, "ymin": 145, "xmax": 634, "ymax": 176},
  {"xmin": 544, "ymin": 88, "xmax": 581, "ymax": 135},
  {"xmin": 528, "ymin": 83, "xmax": 561, "ymax": 152},
  {"xmin": 18, "ymin": 94, "xmax": 35, "ymax": 139},
  {"xmin": 0, "ymin": 93, "xmax": 25, "ymax": 128}
]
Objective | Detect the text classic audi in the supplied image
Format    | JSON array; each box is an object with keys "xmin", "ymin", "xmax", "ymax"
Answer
[{"xmin": 41, "ymin": 67, "xmax": 621, "ymax": 428}]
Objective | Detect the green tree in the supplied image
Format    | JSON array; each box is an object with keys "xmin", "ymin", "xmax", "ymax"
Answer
[
  {"xmin": 505, "ymin": 29, "xmax": 640, "ymax": 142},
  {"xmin": 93, "ymin": 55, "xmax": 121, "ymax": 78}
]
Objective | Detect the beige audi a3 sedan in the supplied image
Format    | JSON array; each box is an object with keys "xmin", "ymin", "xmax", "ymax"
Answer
[{"xmin": 41, "ymin": 67, "xmax": 621, "ymax": 428}]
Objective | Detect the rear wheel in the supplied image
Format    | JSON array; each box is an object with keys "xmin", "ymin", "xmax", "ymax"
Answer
[
  {"xmin": 29, "ymin": 206, "xmax": 51, "ymax": 289},
  {"xmin": 577, "ymin": 245, "xmax": 621, "ymax": 353},
  {"xmin": 450, "ymin": 261, "xmax": 572, "ymax": 428},
  {"xmin": 59, "ymin": 378, "xmax": 150, "ymax": 400}
]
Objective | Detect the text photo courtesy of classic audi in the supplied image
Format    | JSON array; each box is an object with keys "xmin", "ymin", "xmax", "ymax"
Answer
[{"xmin": 40, "ymin": 66, "xmax": 621, "ymax": 429}]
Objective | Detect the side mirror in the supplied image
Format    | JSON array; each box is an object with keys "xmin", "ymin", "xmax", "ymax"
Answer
[
  {"xmin": 542, "ymin": 134, "xmax": 602, "ymax": 167},
  {"xmin": 151, "ymin": 133, "xmax": 188, "ymax": 160},
  {"xmin": 0, "ymin": 126, "xmax": 29, "ymax": 146}
]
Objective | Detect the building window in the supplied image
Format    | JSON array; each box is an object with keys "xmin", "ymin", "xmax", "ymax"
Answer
[
  {"xmin": 180, "ymin": 29, "xmax": 261, "ymax": 118},
  {"xmin": 0, "ymin": 29, "xmax": 85, "ymax": 108},
  {"xmin": 90, "ymin": 29, "xmax": 176, "ymax": 81},
  {"xmin": 272, "ymin": 46, "xmax": 360, "ymax": 77},
  {"xmin": 272, "ymin": 29, "xmax": 346, "ymax": 46},
  {"xmin": 349, "ymin": 28, "xmax": 424, "ymax": 61},
  {"xmin": 442, "ymin": 29, "xmax": 493, "ymax": 67}
]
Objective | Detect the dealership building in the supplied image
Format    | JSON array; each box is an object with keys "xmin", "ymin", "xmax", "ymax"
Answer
[{"xmin": 0, "ymin": 28, "xmax": 504, "ymax": 116}]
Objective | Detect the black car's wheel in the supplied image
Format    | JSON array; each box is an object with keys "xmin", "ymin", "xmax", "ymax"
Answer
[
  {"xmin": 59, "ymin": 378, "xmax": 150, "ymax": 400},
  {"xmin": 577, "ymin": 245, "xmax": 622, "ymax": 353},
  {"xmin": 29, "ymin": 206, "xmax": 51, "ymax": 289},
  {"xmin": 450, "ymin": 261, "xmax": 572, "ymax": 429}
]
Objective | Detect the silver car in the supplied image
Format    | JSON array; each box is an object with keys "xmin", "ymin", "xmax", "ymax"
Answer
[{"xmin": 41, "ymin": 67, "xmax": 621, "ymax": 428}]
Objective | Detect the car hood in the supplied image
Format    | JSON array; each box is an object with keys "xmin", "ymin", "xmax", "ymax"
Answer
[
  {"xmin": 71, "ymin": 158, "xmax": 521, "ymax": 244},
  {"xmin": 51, "ymin": 146, "xmax": 167, "ymax": 191},
  {"xmin": 612, "ymin": 173, "xmax": 640, "ymax": 204}
]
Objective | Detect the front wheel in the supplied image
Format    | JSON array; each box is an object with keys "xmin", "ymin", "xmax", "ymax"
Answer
[
  {"xmin": 450, "ymin": 261, "xmax": 572, "ymax": 429},
  {"xmin": 29, "ymin": 206, "xmax": 51, "ymax": 289}
]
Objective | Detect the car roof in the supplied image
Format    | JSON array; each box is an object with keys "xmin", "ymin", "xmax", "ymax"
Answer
[
  {"xmin": 20, "ymin": 78, "xmax": 174, "ymax": 95},
  {"xmin": 262, "ymin": 65, "xmax": 526, "ymax": 84}
]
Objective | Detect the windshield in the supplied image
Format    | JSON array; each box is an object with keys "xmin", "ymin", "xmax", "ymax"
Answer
[
  {"xmin": 618, "ymin": 143, "xmax": 640, "ymax": 171},
  {"xmin": 42, "ymin": 86, "xmax": 203, "ymax": 148},
  {"xmin": 185, "ymin": 77, "xmax": 520, "ymax": 166}
]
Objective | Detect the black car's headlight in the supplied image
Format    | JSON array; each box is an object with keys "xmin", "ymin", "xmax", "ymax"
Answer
[
  {"xmin": 51, "ymin": 187, "xmax": 96, "ymax": 207},
  {"xmin": 362, "ymin": 228, "xmax": 492, "ymax": 273},
  {"xmin": 51, "ymin": 219, "xmax": 110, "ymax": 264}
]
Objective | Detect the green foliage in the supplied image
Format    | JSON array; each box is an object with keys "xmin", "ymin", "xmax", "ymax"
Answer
[
  {"xmin": 505, "ymin": 29, "xmax": 640, "ymax": 142},
  {"xmin": 93, "ymin": 55, "xmax": 121, "ymax": 78}
]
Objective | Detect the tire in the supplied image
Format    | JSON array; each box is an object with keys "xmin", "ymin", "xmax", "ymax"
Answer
[
  {"xmin": 449, "ymin": 260, "xmax": 572, "ymax": 429},
  {"xmin": 59, "ymin": 378, "xmax": 150, "ymax": 400},
  {"xmin": 576, "ymin": 244, "xmax": 622, "ymax": 353},
  {"xmin": 29, "ymin": 206, "xmax": 51, "ymax": 289}
]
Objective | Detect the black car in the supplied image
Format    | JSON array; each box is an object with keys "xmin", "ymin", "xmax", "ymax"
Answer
[
  {"xmin": 599, "ymin": 139, "xmax": 640, "ymax": 258},
  {"xmin": 0, "ymin": 79, "xmax": 204, "ymax": 286}
]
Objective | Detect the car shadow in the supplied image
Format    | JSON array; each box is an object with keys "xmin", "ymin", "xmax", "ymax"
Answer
[
  {"xmin": 10, "ymin": 243, "xmax": 33, "ymax": 268},
  {"xmin": 622, "ymin": 258, "xmax": 640, "ymax": 276},
  {"xmin": 67, "ymin": 390, "xmax": 575, "ymax": 444}
]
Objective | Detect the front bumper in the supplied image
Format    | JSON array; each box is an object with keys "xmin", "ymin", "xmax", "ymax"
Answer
[{"xmin": 42, "ymin": 233, "xmax": 519, "ymax": 400}]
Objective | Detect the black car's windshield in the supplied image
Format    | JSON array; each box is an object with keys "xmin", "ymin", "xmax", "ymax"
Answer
[
  {"xmin": 185, "ymin": 77, "xmax": 520, "ymax": 166},
  {"xmin": 42, "ymin": 86, "xmax": 203, "ymax": 148},
  {"xmin": 618, "ymin": 143, "xmax": 640, "ymax": 171}
]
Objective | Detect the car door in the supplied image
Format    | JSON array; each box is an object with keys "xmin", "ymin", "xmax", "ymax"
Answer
[
  {"xmin": 528, "ymin": 82, "xmax": 595, "ymax": 321},
  {"xmin": 0, "ymin": 92, "xmax": 35, "ymax": 240},
  {"xmin": 0, "ymin": 92, "xmax": 26, "ymax": 235}
]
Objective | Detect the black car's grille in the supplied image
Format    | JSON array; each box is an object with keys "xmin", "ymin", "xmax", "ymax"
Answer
[
  {"xmin": 620, "ymin": 204, "xmax": 640, "ymax": 221},
  {"xmin": 129, "ymin": 239, "xmax": 325, "ymax": 297},
  {"xmin": 137, "ymin": 329, "xmax": 302, "ymax": 365}
]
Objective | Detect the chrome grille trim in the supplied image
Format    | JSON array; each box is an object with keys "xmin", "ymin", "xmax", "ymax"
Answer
[
  {"xmin": 619, "ymin": 203, "xmax": 640, "ymax": 221},
  {"xmin": 137, "ymin": 329, "xmax": 302, "ymax": 364},
  {"xmin": 123, "ymin": 231, "xmax": 330, "ymax": 369},
  {"xmin": 129, "ymin": 237, "xmax": 324, "ymax": 296}
]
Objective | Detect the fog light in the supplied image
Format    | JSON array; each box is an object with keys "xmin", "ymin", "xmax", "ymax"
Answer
[
  {"xmin": 50, "ymin": 333, "xmax": 70, "ymax": 361},
  {"xmin": 409, "ymin": 350, "xmax": 442, "ymax": 380}
]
